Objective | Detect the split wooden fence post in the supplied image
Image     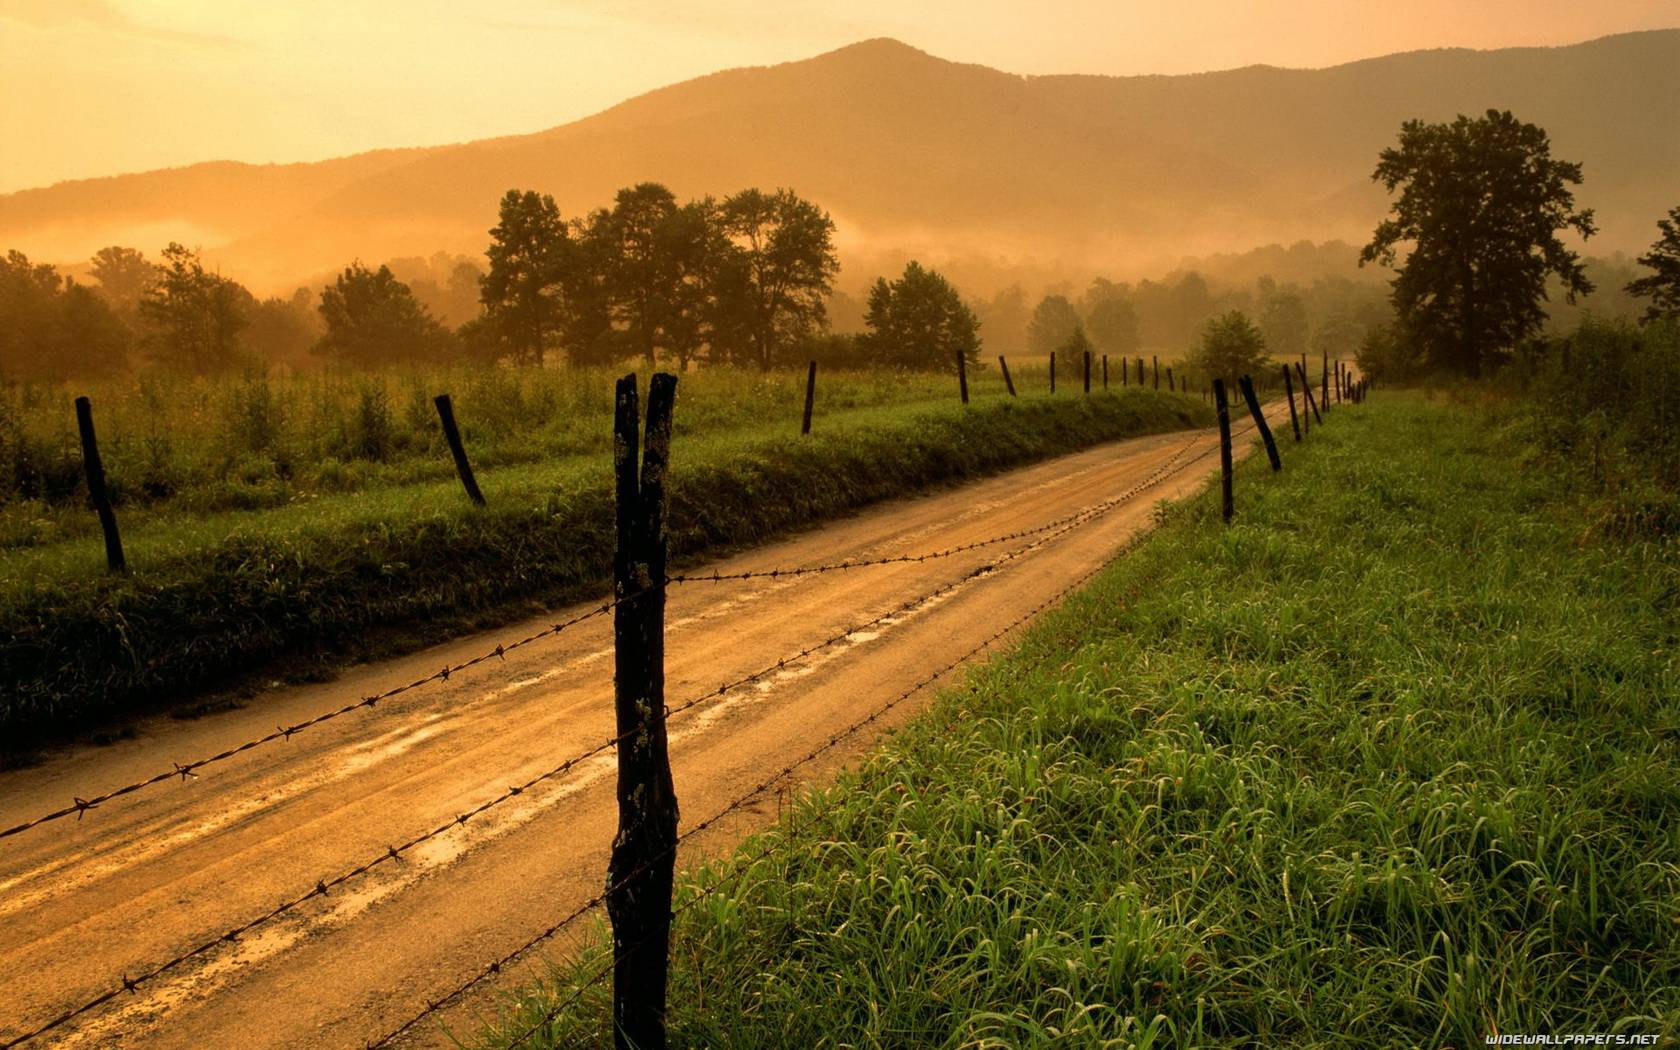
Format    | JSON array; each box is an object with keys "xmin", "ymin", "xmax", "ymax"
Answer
[
  {"xmin": 434, "ymin": 394, "xmax": 487, "ymax": 506},
  {"xmin": 998, "ymin": 355, "xmax": 1017, "ymax": 396},
  {"xmin": 801, "ymin": 361, "xmax": 817, "ymax": 434},
  {"xmin": 1281, "ymin": 364, "xmax": 1302, "ymax": 441},
  {"xmin": 607, "ymin": 372, "xmax": 680, "ymax": 1050},
  {"xmin": 1213, "ymin": 378, "xmax": 1233, "ymax": 523},
  {"xmin": 1239, "ymin": 374, "xmax": 1281, "ymax": 471},
  {"xmin": 74, "ymin": 396, "xmax": 125, "ymax": 573}
]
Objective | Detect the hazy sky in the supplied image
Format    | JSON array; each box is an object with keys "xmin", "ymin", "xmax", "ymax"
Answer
[{"xmin": 3, "ymin": 0, "xmax": 1677, "ymax": 193}]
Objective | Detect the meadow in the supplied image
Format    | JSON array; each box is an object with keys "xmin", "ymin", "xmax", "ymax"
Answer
[
  {"xmin": 481, "ymin": 391, "xmax": 1680, "ymax": 1046},
  {"xmin": 0, "ymin": 360, "xmax": 1212, "ymax": 745}
]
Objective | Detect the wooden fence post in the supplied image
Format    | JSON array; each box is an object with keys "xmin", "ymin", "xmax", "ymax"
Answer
[
  {"xmin": 956, "ymin": 350, "xmax": 969, "ymax": 405},
  {"xmin": 1166, "ymin": 366, "xmax": 1175, "ymax": 392},
  {"xmin": 1213, "ymin": 379, "xmax": 1233, "ymax": 524},
  {"xmin": 1120, "ymin": 353, "xmax": 1127, "ymax": 386},
  {"xmin": 1153, "ymin": 355, "xmax": 1160, "ymax": 390},
  {"xmin": 998, "ymin": 355, "xmax": 1017, "ymax": 397},
  {"xmin": 433, "ymin": 394, "xmax": 487, "ymax": 506},
  {"xmin": 801, "ymin": 361, "xmax": 817, "ymax": 434},
  {"xmin": 608, "ymin": 372, "xmax": 680, "ymax": 1050},
  {"xmin": 1083, "ymin": 350, "xmax": 1091, "ymax": 394},
  {"xmin": 1102, "ymin": 354, "xmax": 1109, "ymax": 389},
  {"xmin": 1239, "ymin": 374, "xmax": 1281, "ymax": 472},
  {"xmin": 1050, "ymin": 352, "xmax": 1057, "ymax": 394},
  {"xmin": 1296, "ymin": 362, "xmax": 1322, "ymax": 425},
  {"xmin": 1281, "ymin": 364, "xmax": 1302, "ymax": 442},
  {"xmin": 74, "ymin": 396, "xmax": 125, "ymax": 573},
  {"xmin": 1321, "ymin": 351, "xmax": 1330, "ymax": 412}
]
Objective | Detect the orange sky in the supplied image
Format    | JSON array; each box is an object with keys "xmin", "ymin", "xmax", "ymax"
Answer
[{"xmin": 2, "ymin": 0, "xmax": 1677, "ymax": 194}]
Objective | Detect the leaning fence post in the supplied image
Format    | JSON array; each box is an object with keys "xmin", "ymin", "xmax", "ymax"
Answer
[
  {"xmin": 1213, "ymin": 379, "xmax": 1233, "ymax": 523},
  {"xmin": 608, "ymin": 372, "xmax": 680, "ymax": 1050},
  {"xmin": 1050, "ymin": 351, "xmax": 1057, "ymax": 394},
  {"xmin": 1083, "ymin": 350, "xmax": 1091, "ymax": 394},
  {"xmin": 956, "ymin": 350, "xmax": 970, "ymax": 405},
  {"xmin": 434, "ymin": 394, "xmax": 487, "ymax": 506},
  {"xmin": 1281, "ymin": 364, "xmax": 1302, "ymax": 442},
  {"xmin": 801, "ymin": 360, "xmax": 817, "ymax": 434},
  {"xmin": 1296, "ymin": 362, "xmax": 1322, "ymax": 425},
  {"xmin": 1239, "ymin": 374, "xmax": 1281, "ymax": 472},
  {"xmin": 998, "ymin": 355, "xmax": 1017, "ymax": 397},
  {"xmin": 74, "ymin": 396, "xmax": 125, "ymax": 573}
]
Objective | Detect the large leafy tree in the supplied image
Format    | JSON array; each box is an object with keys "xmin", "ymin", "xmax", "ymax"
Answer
[
  {"xmin": 1086, "ymin": 296, "xmax": 1139, "ymax": 355},
  {"xmin": 481, "ymin": 190, "xmax": 571, "ymax": 365},
  {"xmin": 315, "ymin": 262, "xmax": 452, "ymax": 366},
  {"xmin": 88, "ymin": 246, "xmax": 155, "ymax": 317},
  {"xmin": 860, "ymin": 261, "xmax": 981, "ymax": 370},
  {"xmin": 597, "ymin": 183, "xmax": 718, "ymax": 366},
  {"xmin": 1360, "ymin": 109, "xmax": 1596, "ymax": 377},
  {"xmin": 712, "ymin": 188, "xmax": 838, "ymax": 371},
  {"xmin": 1025, "ymin": 294, "xmax": 1080, "ymax": 355},
  {"xmin": 1187, "ymin": 310, "xmax": 1269, "ymax": 385},
  {"xmin": 139, "ymin": 242, "xmax": 251, "ymax": 374},
  {"xmin": 1625, "ymin": 206, "xmax": 1680, "ymax": 322}
]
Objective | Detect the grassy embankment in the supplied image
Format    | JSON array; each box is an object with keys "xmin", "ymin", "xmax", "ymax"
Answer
[
  {"xmin": 0, "ymin": 362, "xmax": 1210, "ymax": 745},
  {"xmin": 482, "ymin": 391, "xmax": 1678, "ymax": 1047}
]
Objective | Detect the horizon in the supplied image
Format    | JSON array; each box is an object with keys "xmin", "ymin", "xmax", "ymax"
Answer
[{"xmin": 3, "ymin": 1, "xmax": 1678, "ymax": 194}]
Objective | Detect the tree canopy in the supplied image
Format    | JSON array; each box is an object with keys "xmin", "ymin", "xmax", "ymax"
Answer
[
  {"xmin": 316, "ymin": 262, "xmax": 452, "ymax": 367},
  {"xmin": 139, "ymin": 243, "xmax": 252, "ymax": 374},
  {"xmin": 1626, "ymin": 206, "xmax": 1680, "ymax": 323},
  {"xmin": 1187, "ymin": 310, "xmax": 1269, "ymax": 384},
  {"xmin": 1360, "ymin": 109, "xmax": 1595, "ymax": 377},
  {"xmin": 1026, "ymin": 295, "xmax": 1080, "ymax": 356},
  {"xmin": 860, "ymin": 261, "xmax": 981, "ymax": 370}
]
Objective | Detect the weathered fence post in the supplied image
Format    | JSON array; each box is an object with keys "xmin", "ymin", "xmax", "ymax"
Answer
[
  {"xmin": 1102, "ymin": 354, "xmax": 1109, "ymax": 389},
  {"xmin": 1282, "ymin": 364, "xmax": 1302, "ymax": 442},
  {"xmin": 1050, "ymin": 351, "xmax": 1057, "ymax": 394},
  {"xmin": 801, "ymin": 361, "xmax": 817, "ymax": 434},
  {"xmin": 956, "ymin": 350, "xmax": 969, "ymax": 405},
  {"xmin": 1083, "ymin": 350, "xmax": 1091, "ymax": 394},
  {"xmin": 1213, "ymin": 379, "xmax": 1233, "ymax": 524},
  {"xmin": 434, "ymin": 394, "xmax": 487, "ymax": 506},
  {"xmin": 1321, "ymin": 351, "xmax": 1330, "ymax": 412},
  {"xmin": 1296, "ymin": 362, "xmax": 1322, "ymax": 425},
  {"xmin": 608, "ymin": 372, "xmax": 680, "ymax": 1050},
  {"xmin": 998, "ymin": 355, "xmax": 1017, "ymax": 397},
  {"xmin": 1153, "ymin": 355, "xmax": 1160, "ymax": 390},
  {"xmin": 1167, "ymin": 366, "xmax": 1175, "ymax": 392},
  {"xmin": 74, "ymin": 396, "xmax": 125, "ymax": 573},
  {"xmin": 1239, "ymin": 374, "xmax": 1281, "ymax": 472}
]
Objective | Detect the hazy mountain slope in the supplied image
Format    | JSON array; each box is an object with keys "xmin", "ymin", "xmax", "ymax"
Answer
[{"xmin": 2, "ymin": 31, "xmax": 1674, "ymax": 291}]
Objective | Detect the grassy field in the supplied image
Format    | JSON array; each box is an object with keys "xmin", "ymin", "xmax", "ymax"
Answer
[
  {"xmin": 0, "ymin": 362, "xmax": 1212, "ymax": 746},
  {"xmin": 480, "ymin": 392, "xmax": 1679, "ymax": 1047}
]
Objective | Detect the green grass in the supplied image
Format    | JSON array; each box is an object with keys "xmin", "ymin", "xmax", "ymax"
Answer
[
  {"xmin": 0, "ymin": 374, "xmax": 1210, "ymax": 745},
  {"xmin": 479, "ymin": 392, "xmax": 1679, "ymax": 1048}
]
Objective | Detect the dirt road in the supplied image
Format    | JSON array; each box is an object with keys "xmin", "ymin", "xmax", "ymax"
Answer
[{"xmin": 0, "ymin": 406, "xmax": 1283, "ymax": 1049}]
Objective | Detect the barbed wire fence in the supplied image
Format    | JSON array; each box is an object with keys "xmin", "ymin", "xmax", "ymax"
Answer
[{"xmin": 0, "ymin": 374, "xmax": 1337, "ymax": 1049}]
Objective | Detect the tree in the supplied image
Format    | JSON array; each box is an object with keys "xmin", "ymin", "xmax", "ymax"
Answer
[
  {"xmin": 597, "ymin": 184, "xmax": 718, "ymax": 367},
  {"xmin": 1360, "ymin": 109, "xmax": 1596, "ymax": 377},
  {"xmin": 88, "ymin": 246, "xmax": 154, "ymax": 317},
  {"xmin": 1086, "ymin": 296, "xmax": 1139, "ymax": 355},
  {"xmin": 481, "ymin": 190, "xmax": 570, "ymax": 365},
  {"xmin": 0, "ymin": 251, "xmax": 130, "ymax": 380},
  {"xmin": 1057, "ymin": 324, "xmax": 1095, "ymax": 366},
  {"xmin": 1258, "ymin": 284, "xmax": 1309, "ymax": 360},
  {"xmin": 860, "ymin": 261, "xmax": 981, "ymax": 370},
  {"xmin": 1187, "ymin": 310, "xmax": 1269, "ymax": 384},
  {"xmin": 316, "ymin": 262, "xmax": 452, "ymax": 367},
  {"xmin": 712, "ymin": 188, "xmax": 839, "ymax": 371},
  {"xmin": 1355, "ymin": 322, "xmax": 1424, "ymax": 383},
  {"xmin": 139, "ymin": 242, "xmax": 250, "ymax": 374},
  {"xmin": 1626, "ymin": 206, "xmax": 1680, "ymax": 322},
  {"xmin": 1026, "ymin": 294, "xmax": 1080, "ymax": 355},
  {"xmin": 247, "ymin": 287, "xmax": 321, "ymax": 370}
]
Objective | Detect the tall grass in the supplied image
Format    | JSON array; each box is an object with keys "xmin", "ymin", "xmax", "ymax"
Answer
[{"xmin": 480, "ymin": 393, "xmax": 1679, "ymax": 1047}]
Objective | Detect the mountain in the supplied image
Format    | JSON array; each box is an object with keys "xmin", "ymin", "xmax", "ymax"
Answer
[{"xmin": 3, "ymin": 31, "xmax": 1676, "ymax": 293}]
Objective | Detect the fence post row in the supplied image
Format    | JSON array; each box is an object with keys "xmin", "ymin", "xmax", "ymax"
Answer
[
  {"xmin": 801, "ymin": 361, "xmax": 817, "ymax": 434},
  {"xmin": 956, "ymin": 350, "xmax": 969, "ymax": 405},
  {"xmin": 998, "ymin": 355, "xmax": 1017, "ymax": 397},
  {"xmin": 1213, "ymin": 378, "xmax": 1234, "ymax": 523},
  {"xmin": 1296, "ymin": 362, "xmax": 1322, "ymax": 425},
  {"xmin": 1281, "ymin": 364, "xmax": 1302, "ymax": 442},
  {"xmin": 433, "ymin": 394, "xmax": 488, "ymax": 507},
  {"xmin": 74, "ymin": 396, "xmax": 126, "ymax": 573},
  {"xmin": 1239, "ymin": 374, "xmax": 1281, "ymax": 472},
  {"xmin": 608, "ymin": 372, "xmax": 680, "ymax": 1050}
]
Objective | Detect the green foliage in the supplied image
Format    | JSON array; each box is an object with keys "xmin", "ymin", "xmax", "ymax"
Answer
[
  {"xmin": 483, "ymin": 395, "xmax": 1680, "ymax": 1048},
  {"xmin": 860, "ymin": 261, "xmax": 981, "ymax": 369},
  {"xmin": 0, "ymin": 251, "xmax": 131, "ymax": 381},
  {"xmin": 0, "ymin": 367, "xmax": 1207, "ymax": 742},
  {"xmin": 1187, "ymin": 309, "xmax": 1269, "ymax": 384},
  {"xmin": 1353, "ymin": 322, "xmax": 1422, "ymax": 384},
  {"xmin": 87, "ymin": 246, "xmax": 155, "ymax": 317},
  {"xmin": 1025, "ymin": 294, "xmax": 1080, "ymax": 355},
  {"xmin": 1625, "ymin": 206, "xmax": 1680, "ymax": 323},
  {"xmin": 480, "ymin": 190, "xmax": 577, "ymax": 366},
  {"xmin": 1085, "ymin": 295, "xmax": 1139, "ymax": 355},
  {"xmin": 315, "ymin": 262, "xmax": 453, "ymax": 367},
  {"xmin": 711, "ymin": 187, "xmax": 840, "ymax": 371},
  {"xmin": 1361, "ymin": 110, "xmax": 1596, "ymax": 377},
  {"xmin": 139, "ymin": 242, "xmax": 253, "ymax": 375}
]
